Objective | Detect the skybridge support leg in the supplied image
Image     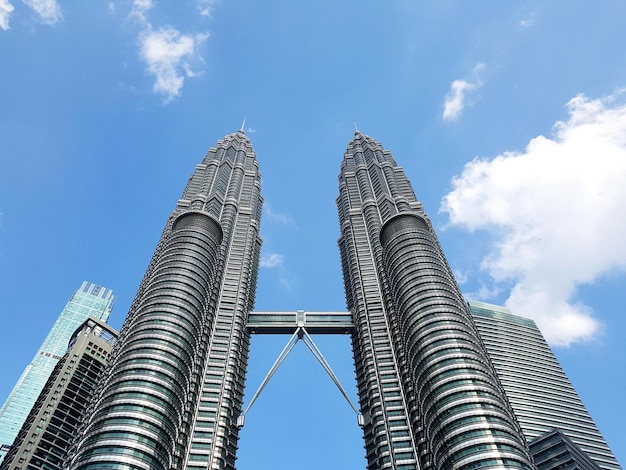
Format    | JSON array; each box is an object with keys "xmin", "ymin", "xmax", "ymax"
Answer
[
  {"xmin": 237, "ymin": 327, "xmax": 364, "ymax": 428},
  {"xmin": 237, "ymin": 330, "xmax": 300, "ymax": 428}
]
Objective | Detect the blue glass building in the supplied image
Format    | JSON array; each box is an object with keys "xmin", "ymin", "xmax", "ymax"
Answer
[
  {"xmin": 0, "ymin": 317, "xmax": 119, "ymax": 470},
  {"xmin": 0, "ymin": 282, "xmax": 115, "ymax": 463}
]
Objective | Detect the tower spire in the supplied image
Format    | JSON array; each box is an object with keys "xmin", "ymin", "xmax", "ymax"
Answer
[
  {"xmin": 240, "ymin": 116, "xmax": 247, "ymax": 133},
  {"xmin": 352, "ymin": 118, "xmax": 359, "ymax": 134}
]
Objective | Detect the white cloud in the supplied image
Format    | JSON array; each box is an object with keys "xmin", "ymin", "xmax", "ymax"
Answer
[
  {"xmin": 441, "ymin": 92, "xmax": 626, "ymax": 346},
  {"xmin": 443, "ymin": 80, "xmax": 475, "ymax": 121},
  {"xmin": 139, "ymin": 27, "xmax": 208, "ymax": 103},
  {"xmin": 23, "ymin": 0, "xmax": 62, "ymax": 24},
  {"xmin": 130, "ymin": 1, "xmax": 209, "ymax": 103},
  {"xmin": 0, "ymin": 0, "xmax": 14, "ymax": 30},
  {"xmin": 442, "ymin": 63, "xmax": 484, "ymax": 121},
  {"xmin": 260, "ymin": 253, "xmax": 284, "ymax": 268},
  {"xmin": 1, "ymin": 0, "xmax": 62, "ymax": 30}
]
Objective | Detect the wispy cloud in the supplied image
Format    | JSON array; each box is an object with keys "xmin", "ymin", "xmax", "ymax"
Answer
[
  {"xmin": 264, "ymin": 205, "xmax": 293, "ymax": 226},
  {"xmin": 1, "ymin": 0, "xmax": 62, "ymax": 27},
  {"xmin": 139, "ymin": 27, "xmax": 208, "ymax": 103},
  {"xmin": 130, "ymin": 0, "xmax": 152, "ymax": 23},
  {"xmin": 197, "ymin": 0, "xmax": 217, "ymax": 17},
  {"xmin": 23, "ymin": 0, "xmax": 62, "ymax": 24},
  {"xmin": 260, "ymin": 253, "xmax": 284, "ymax": 268},
  {"xmin": 453, "ymin": 269, "xmax": 469, "ymax": 285},
  {"xmin": 442, "ymin": 63, "xmax": 484, "ymax": 121},
  {"xmin": 441, "ymin": 92, "xmax": 626, "ymax": 346},
  {"xmin": 0, "ymin": 0, "xmax": 14, "ymax": 30},
  {"xmin": 519, "ymin": 15, "xmax": 535, "ymax": 28},
  {"xmin": 279, "ymin": 276, "xmax": 294, "ymax": 290}
]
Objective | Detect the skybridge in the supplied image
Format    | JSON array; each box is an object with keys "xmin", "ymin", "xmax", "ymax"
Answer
[
  {"xmin": 239, "ymin": 310, "xmax": 362, "ymax": 428},
  {"xmin": 247, "ymin": 310, "xmax": 354, "ymax": 335}
]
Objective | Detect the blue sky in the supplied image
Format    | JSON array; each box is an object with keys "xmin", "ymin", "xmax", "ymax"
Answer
[{"xmin": 1, "ymin": 1, "xmax": 625, "ymax": 468}]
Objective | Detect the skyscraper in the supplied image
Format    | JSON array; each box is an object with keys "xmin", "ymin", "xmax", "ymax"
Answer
[
  {"xmin": 1, "ymin": 317, "xmax": 119, "ymax": 470},
  {"xmin": 529, "ymin": 429, "xmax": 603, "ymax": 470},
  {"xmin": 0, "ymin": 282, "xmax": 115, "ymax": 464},
  {"xmin": 469, "ymin": 300, "xmax": 621, "ymax": 470},
  {"xmin": 66, "ymin": 129, "xmax": 542, "ymax": 470},
  {"xmin": 337, "ymin": 131, "xmax": 533, "ymax": 470},
  {"xmin": 67, "ymin": 128, "xmax": 262, "ymax": 470}
]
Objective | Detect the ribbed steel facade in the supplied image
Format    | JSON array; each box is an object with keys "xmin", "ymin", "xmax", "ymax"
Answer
[
  {"xmin": 337, "ymin": 132, "xmax": 534, "ymax": 470},
  {"xmin": 469, "ymin": 300, "xmax": 622, "ymax": 470},
  {"xmin": 67, "ymin": 129, "xmax": 262, "ymax": 470}
]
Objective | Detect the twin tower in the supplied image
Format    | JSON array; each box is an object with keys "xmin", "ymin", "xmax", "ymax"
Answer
[{"xmin": 65, "ymin": 129, "xmax": 536, "ymax": 470}]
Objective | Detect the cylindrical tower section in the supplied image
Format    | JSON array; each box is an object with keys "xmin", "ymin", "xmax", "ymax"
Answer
[
  {"xmin": 68, "ymin": 211, "xmax": 223, "ymax": 470},
  {"xmin": 380, "ymin": 213, "xmax": 534, "ymax": 470}
]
